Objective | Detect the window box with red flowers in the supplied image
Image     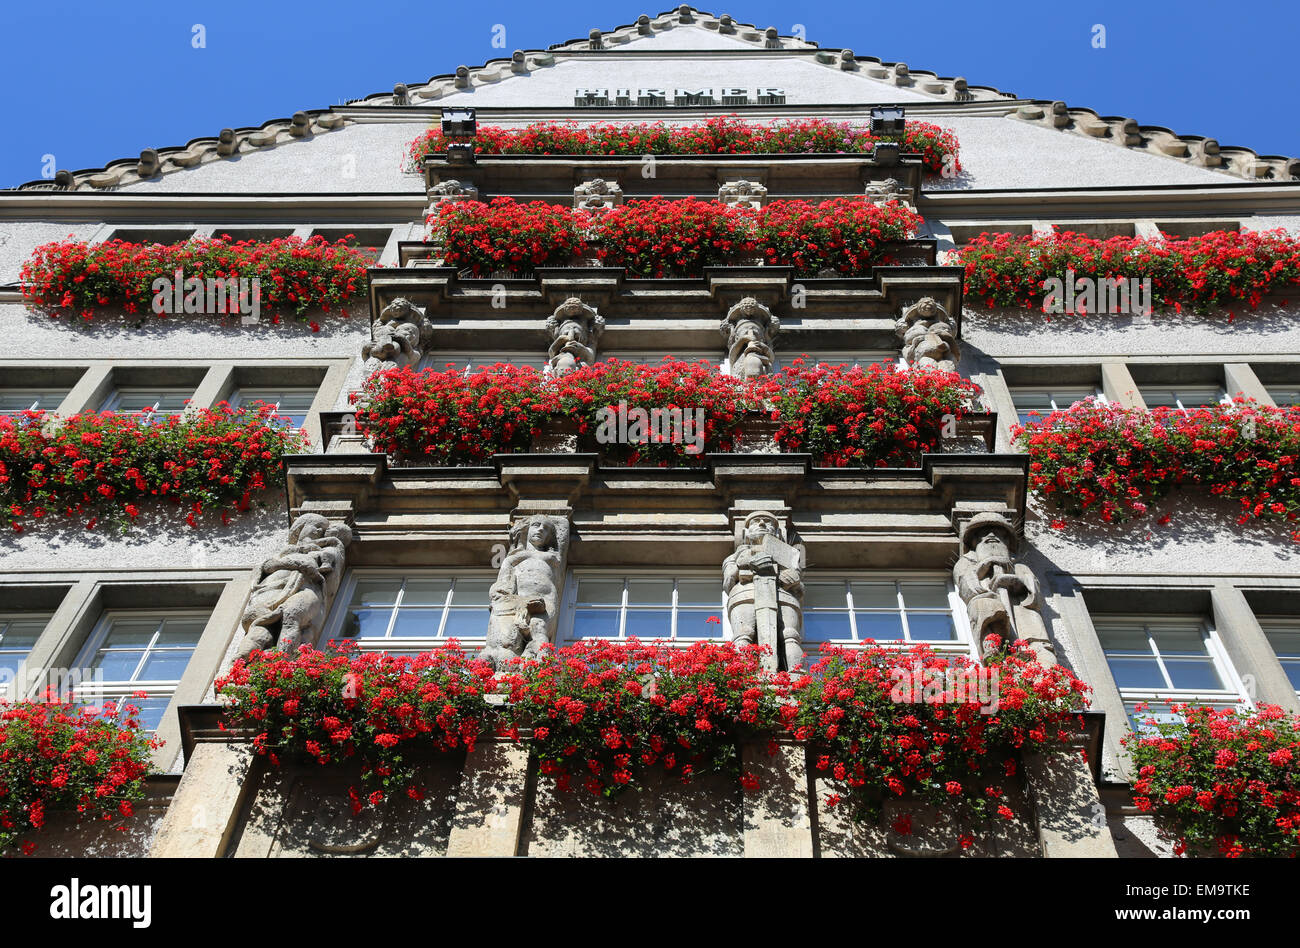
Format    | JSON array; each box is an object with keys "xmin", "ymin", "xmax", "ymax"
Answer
[
  {"xmin": 19, "ymin": 235, "xmax": 375, "ymax": 327},
  {"xmin": 1014, "ymin": 400, "xmax": 1300, "ymax": 539},
  {"xmin": 426, "ymin": 197, "xmax": 923, "ymax": 279},
  {"xmin": 499, "ymin": 639, "xmax": 787, "ymax": 798},
  {"xmin": 407, "ymin": 117, "xmax": 961, "ymax": 175},
  {"xmin": 1, "ymin": 698, "xmax": 158, "ymax": 855},
  {"xmin": 1, "ymin": 404, "xmax": 304, "ymax": 533},
  {"xmin": 356, "ymin": 361, "xmax": 977, "ymax": 469},
  {"xmin": 792, "ymin": 640, "xmax": 1090, "ymax": 846},
  {"xmin": 957, "ymin": 229, "xmax": 1300, "ymax": 315},
  {"xmin": 1125, "ymin": 702, "xmax": 1300, "ymax": 857},
  {"xmin": 216, "ymin": 643, "xmax": 499, "ymax": 811}
]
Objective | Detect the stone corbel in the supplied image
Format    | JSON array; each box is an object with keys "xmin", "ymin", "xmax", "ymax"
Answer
[
  {"xmin": 720, "ymin": 297, "xmax": 780, "ymax": 379},
  {"xmin": 362, "ymin": 297, "xmax": 435, "ymax": 375},
  {"xmin": 718, "ymin": 179, "xmax": 768, "ymax": 209}
]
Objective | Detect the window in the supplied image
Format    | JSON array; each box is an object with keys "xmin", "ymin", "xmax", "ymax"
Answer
[
  {"xmin": 1259, "ymin": 618, "xmax": 1300, "ymax": 694},
  {"xmin": 1093, "ymin": 615, "xmax": 1249, "ymax": 730},
  {"xmin": 603, "ymin": 352, "xmax": 721, "ymax": 370},
  {"xmin": 0, "ymin": 613, "xmax": 50, "ymax": 698},
  {"xmin": 75, "ymin": 611, "xmax": 207, "ymax": 731},
  {"xmin": 230, "ymin": 387, "xmax": 318, "ymax": 428},
  {"xmin": 1008, "ymin": 387, "xmax": 1105, "ymax": 427},
  {"xmin": 801, "ymin": 577, "xmax": 965, "ymax": 650},
  {"xmin": 776, "ymin": 352, "xmax": 899, "ymax": 373},
  {"xmin": 562, "ymin": 574, "xmax": 723, "ymax": 643},
  {"xmin": 0, "ymin": 388, "xmax": 68, "ymax": 416},
  {"xmin": 101, "ymin": 388, "xmax": 192, "ymax": 418},
  {"xmin": 1268, "ymin": 386, "xmax": 1299, "ymax": 407},
  {"xmin": 1140, "ymin": 386, "xmax": 1230, "ymax": 413},
  {"xmin": 310, "ymin": 228, "xmax": 392, "ymax": 264},
  {"xmin": 327, "ymin": 572, "xmax": 494, "ymax": 652},
  {"xmin": 416, "ymin": 352, "xmax": 547, "ymax": 373}
]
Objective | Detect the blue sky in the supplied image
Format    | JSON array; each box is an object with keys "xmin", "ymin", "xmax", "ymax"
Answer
[{"xmin": 1, "ymin": 0, "xmax": 1295, "ymax": 188}]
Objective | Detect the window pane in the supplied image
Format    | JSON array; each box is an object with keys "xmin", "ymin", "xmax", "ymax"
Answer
[
  {"xmin": 138, "ymin": 650, "xmax": 193, "ymax": 681},
  {"xmin": 451, "ymin": 579, "xmax": 493, "ymax": 607},
  {"xmin": 341, "ymin": 608, "xmax": 392, "ymax": 639},
  {"xmin": 855, "ymin": 612, "xmax": 905, "ymax": 640},
  {"xmin": 109, "ymin": 696, "xmax": 171, "ymax": 733},
  {"xmin": 401, "ymin": 579, "xmax": 452, "ymax": 607},
  {"xmin": 624, "ymin": 609, "xmax": 673, "ymax": 639},
  {"xmin": 0, "ymin": 618, "xmax": 47, "ymax": 649},
  {"xmin": 1279, "ymin": 660, "xmax": 1300, "ymax": 691},
  {"xmin": 1095, "ymin": 624, "xmax": 1151, "ymax": 653},
  {"xmin": 1105, "ymin": 656, "xmax": 1165, "ymax": 689},
  {"xmin": 390, "ymin": 609, "xmax": 442, "ymax": 638},
  {"xmin": 804, "ymin": 612, "xmax": 852, "ymax": 642},
  {"xmin": 157, "ymin": 618, "xmax": 207, "ymax": 647},
  {"xmin": 675, "ymin": 580, "xmax": 720, "ymax": 607},
  {"xmin": 572, "ymin": 609, "xmax": 620, "ymax": 638},
  {"xmin": 93, "ymin": 650, "xmax": 144, "ymax": 680},
  {"xmin": 101, "ymin": 619, "xmax": 160, "ymax": 648},
  {"xmin": 675, "ymin": 611, "xmax": 720, "ymax": 639},
  {"xmin": 576, "ymin": 580, "xmax": 625, "ymax": 606},
  {"xmin": 906, "ymin": 613, "xmax": 957, "ymax": 641},
  {"xmin": 849, "ymin": 583, "xmax": 897, "ymax": 610},
  {"xmin": 804, "ymin": 583, "xmax": 847, "ymax": 610},
  {"xmin": 1164, "ymin": 658, "xmax": 1225, "ymax": 691},
  {"xmin": 626, "ymin": 579, "xmax": 673, "ymax": 606},
  {"xmin": 899, "ymin": 582, "xmax": 950, "ymax": 610},
  {"xmin": 442, "ymin": 608, "xmax": 488, "ymax": 639},
  {"xmin": 1151, "ymin": 626, "xmax": 1210, "ymax": 656},
  {"xmin": 351, "ymin": 580, "xmax": 402, "ymax": 606}
]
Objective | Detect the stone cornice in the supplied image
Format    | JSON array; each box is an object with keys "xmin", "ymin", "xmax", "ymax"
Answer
[
  {"xmin": 920, "ymin": 182, "xmax": 1300, "ymax": 220},
  {"xmin": 10, "ymin": 6, "xmax": 1296, "ymax": 194}
]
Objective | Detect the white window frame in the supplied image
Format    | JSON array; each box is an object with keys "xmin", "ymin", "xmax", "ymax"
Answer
[
  {"xmin": 559, "ymin": 570, "xmax": 726, "ymax": 645},
  {"xmin": 72, "ymin": 609, "xmax": 209, "ymax": 730},
  {"xmin": 1093, "ymin": 614, "xmax": 1252, "ymax": 730},
  {"xmin": 0, "ymin": 388, "xmax": 67, "ymax": 415},
  {"xmin": 0, "ymin": 612, "xmax": 52, "ymax": 699},
  {"xmin": 775, "ymin": 352, "xmax": 903, "ymax": 373},
  {"xmin": 602, "ymin": 351, "xmax": 724, "ymax": 372},
  {"xmin": 229, "ymin": 386, "xmax": 319, "ymax": 428},
  {"xmin": 1140, "ymin": 386, "xmax": 1232, "ymax": 414},
  {"xmin": 1007, "ymin": 386, "xmax": 1107, "ymax": 426},
  {"xmin": 101, "ymin": 387, "xmax": 194, "ymax": 416},
  {"xmin": 415, "ymin": 351, "xmax": 548, "ymax": 373},
  {"xmin": 320, "ymin": 569, "xmax": 498, "ymax": 653},
  {"xmin": 1258, "ymin": 616, "xmax": 1300, "ymax": 696},
  {"xmin": 800, "ymin": 572, "xmax": 975, "ymax": 659}
]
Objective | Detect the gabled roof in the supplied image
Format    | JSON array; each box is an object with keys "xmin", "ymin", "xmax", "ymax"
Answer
[{"xmin": 7, "ymin": 5, "xmax": 1297, "ymax": 192}]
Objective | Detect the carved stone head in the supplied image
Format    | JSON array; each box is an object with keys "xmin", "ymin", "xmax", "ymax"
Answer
[
  {"xmin": 960, "ymin": 512, "xmax": 1018, "ymax": 557},
  {"xmin": 743, "ymin": 510, "xmax": 782, "ymax": 544}
]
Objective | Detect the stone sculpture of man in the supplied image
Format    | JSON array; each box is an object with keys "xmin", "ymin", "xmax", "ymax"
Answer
[
  {"xmin": 362, "ymin": 297, "xmax": 435, "ymax": 373},
  {"xmin": 895, "ymin": 297, "xmax": 959, "ymax": 372},
  {"xmin": 479, "ymin": 515, "xmax": 570, "ymax": 668},
  {"xmin": 951, "ymin": 512, "xmax": 1054, "ymax": 665},
  {"xmin": 237, "ymin": 513, "xmax": 353, "ymax": 658},
  {"xmin": 545, "ymin": 298, "xmax": 604, "ymax": 376},
  {"xmin": 721, "ymin": 298, "xmax": 780, "ymax": 379},
  {"xmin": 722, "ymin": 511, "xmax": 805, "ymax": 672}
]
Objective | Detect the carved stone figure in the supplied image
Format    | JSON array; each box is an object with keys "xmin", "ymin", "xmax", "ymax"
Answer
[
  {"xmin": 951, "ymin": 512, "xmax": 1055, "ymax": 665},
  {"xmin": 895, "ymin": 297, "xmax": 959, "ymax": 372},
  {"xmin": 362, "ymin": 298, "xmax": 435, "ymax": 373},
  {"xmin": 479, "ymin": 515, "xmax": 571, "ymax": 668},
  {"xmin": 428, "ymin": 178, "xmax": 479, "ymax": 203},
  {"xmin": 718, "ymin": 179, "xmax": 768, "ymax": 209},
  {"xmin": 723, "ymin": 511, "xmax": 805, "ymax": 672},
  {"xmin": 865, "ymin": 177, "xmax": 911, "ymax": 207},
  {"xmin": 237, "ymin": 513, "xmax": 353, "ymax": 658},
  {"xmin": 573, "ymin": 178, "xmax": 623, "ymax": 210},
  {"xmin": 721, "ymin": 298, "xmax": 780, "ymax": 379},
  {"xmin": 545, "ymin": 298, "xmax": 604, "ymax": 376}
]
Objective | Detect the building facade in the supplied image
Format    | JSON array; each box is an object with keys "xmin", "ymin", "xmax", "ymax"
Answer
[{"xmin": 2, "ymin": 7, "xmax": 1298, "ymax": 858}]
